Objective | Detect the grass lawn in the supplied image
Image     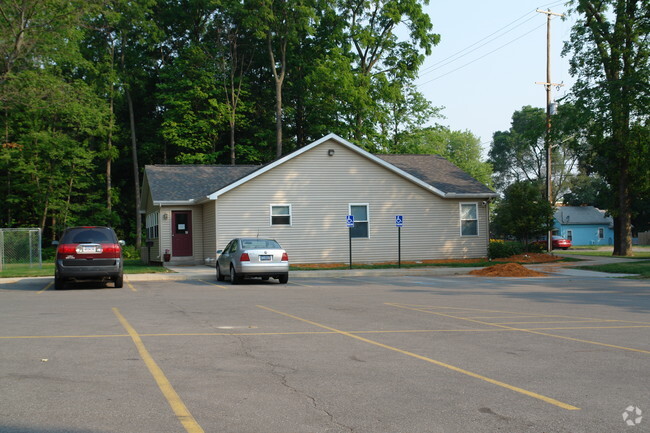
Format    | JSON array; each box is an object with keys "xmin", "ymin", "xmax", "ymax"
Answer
[
  {"xmin": 574, "ymin": 260, "xmax": 650, "ymax": 279},
  {"xmin": 561, "ymin": 249, "xmax": 650, "ymax": 259},
  {"xmin": 0, "ymin": 260, "xmax": 171, "ymax": 279}
]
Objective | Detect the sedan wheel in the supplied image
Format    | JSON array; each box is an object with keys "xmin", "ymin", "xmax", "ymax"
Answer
[
  {"xmin": 230, "ymin": 266, "xmax": 240, "ymax": 285},
  {"xmin": 216, "ymin": 265, "xmax": 225, "ymax": 281},
  {"xmin": 278, "ymin": 273, "xmax": 289, "ymax": 284}
]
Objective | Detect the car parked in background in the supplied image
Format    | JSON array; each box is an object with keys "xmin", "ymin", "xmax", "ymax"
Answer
[
  {"xmin": 53, "ymin": 226, "xmax": 125, "ymax": 290},
  {"xmin": 216, "ymin": 238, "xmax": 289, "ymax": 284},
  {"xmin": 533, "ymin": 235, "xmax": 572, "ymax": 250}
]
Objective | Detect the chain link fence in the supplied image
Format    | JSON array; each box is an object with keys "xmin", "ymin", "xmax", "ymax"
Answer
[{"xmin": 0, "ymin": 228, "xmax": 42, "ymax": 271}]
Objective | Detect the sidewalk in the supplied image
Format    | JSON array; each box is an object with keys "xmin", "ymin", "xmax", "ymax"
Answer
[{"xmin": 124, "ymin": 253, "xmax": 640, "ymax": 282}]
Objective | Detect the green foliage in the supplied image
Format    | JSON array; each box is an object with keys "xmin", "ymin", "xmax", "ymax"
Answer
[
  {"xmin": 488, "ymin": 105, "xmax": 585, "ymax": 200},
  {"xmin": 488, "ymin": 240, "xmax": 524, "ymax": 259},
  {"xmin": 492, "ymin": 181, "xmax": 555, "ymax": 244}
]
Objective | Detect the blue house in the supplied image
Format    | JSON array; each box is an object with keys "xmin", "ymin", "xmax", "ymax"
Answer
[{"xmin": 553, "ymin": 206, "xmax": 614, "ymax": 246}]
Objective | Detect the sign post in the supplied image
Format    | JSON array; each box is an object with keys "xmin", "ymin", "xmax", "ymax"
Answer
[
  {"xmin": 395, "ymin": 215, "xmax": 403, "ymax": 268},
  {"xmin": 346, "ymin": 215, "xmax": 354, "ymax": 269}
]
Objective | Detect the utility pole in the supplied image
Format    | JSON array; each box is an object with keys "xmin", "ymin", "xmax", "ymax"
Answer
[{"xmin": 536, "ymin": 8, "xmax": 564, "ymax": 253}]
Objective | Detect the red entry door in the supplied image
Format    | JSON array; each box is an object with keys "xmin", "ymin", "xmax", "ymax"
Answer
[{"xmin": 172, "ymin": 211, "xmax": 193, "ymax": 257}]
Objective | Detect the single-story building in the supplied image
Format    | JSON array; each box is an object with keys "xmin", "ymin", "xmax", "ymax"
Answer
[
  {"xmin": 553, "ymin": 206, "xmax": 614, "ymax": 246},
  {"xmin": 140, "ymin": 134, "xmax": 497, "ymax": 265}
]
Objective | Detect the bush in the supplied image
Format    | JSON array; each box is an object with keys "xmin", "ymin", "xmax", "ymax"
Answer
[
  {"xmin": 488, "ymin": 240, "xmax": 524, "ymax": 259},
  {"xmin": 122, "ymin": 245, "xmax": 140, "ymax": 260}
]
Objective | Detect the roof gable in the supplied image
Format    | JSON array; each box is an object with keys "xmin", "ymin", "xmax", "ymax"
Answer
[{"xmin": 208, "ymin": 134, "xmax": 495, "ymax": 199}]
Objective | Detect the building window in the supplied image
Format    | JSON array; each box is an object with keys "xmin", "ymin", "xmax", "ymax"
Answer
[
  {"xmin": 460, "ymin": 203, "xmax": 478, "ymax": 236},
  {"xmin": 146, "ymin": 212, "xmax": 159, "ymax": 239},
  {"xmin": 270, "ymin": 204, "xmax": 292, "ymax": 226},
  {"xmin": 349, "ymin": 204, "xmax": 369, "ymax": 238},
  {"xmin": 567, "ymin": 230, "xmax": 573, "ymax": 241},
  {"xmin": 598, "ymin": 228, "xmax": 604, "ymax": 239}
]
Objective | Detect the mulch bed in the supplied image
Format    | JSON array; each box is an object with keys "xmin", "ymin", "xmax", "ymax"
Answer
[{"xmin": 469, "ymin": 262, "xmax": 547, "ymax": 278}]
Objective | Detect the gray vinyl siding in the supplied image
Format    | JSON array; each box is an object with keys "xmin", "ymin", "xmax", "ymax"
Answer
[{"xmin": 215, "ymin": 140, "xmax": 489, "ymax": 264}]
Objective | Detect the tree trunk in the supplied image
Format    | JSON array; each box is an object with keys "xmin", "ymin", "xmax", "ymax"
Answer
[
  {"xmin": 126, "ymin": 89, "xmax": 142, "ymax": 250},
  {"xmin": 275, "ymin": 79, "xmax": 283, "ymax": 159}
]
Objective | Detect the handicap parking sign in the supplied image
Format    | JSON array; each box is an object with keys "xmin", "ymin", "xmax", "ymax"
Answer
[
  {"xmin": 346, "ymin": 215, "xmax": 355, "ymax": 227},
  {"xmin": 395, "ymin": 215, "xmax": 404, "ymax": 227}
]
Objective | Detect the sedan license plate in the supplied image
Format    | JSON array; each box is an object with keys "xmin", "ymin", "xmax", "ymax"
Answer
[{"xmin": 259, "ymin": 255, "xmax": 273, "ymax": 261}]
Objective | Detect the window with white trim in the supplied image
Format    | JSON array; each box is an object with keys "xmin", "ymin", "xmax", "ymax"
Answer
[
  {"xmin": 146, "ymin": 211, "xmax": 159, "ymax": 239},
  {"xmin": 460, "ymin": 203, "xmax": 478, "ymax": 236},
  {"xmin": 270, "ymin": 204, "xmax": 292, "ymax": 226},
  {"xmin": 349, "ymin": 204, "xmax": 369, "ymax": 238},
  {"xmin": 598, "ymin": 227, "xmax": 604, "ymax": 239}
]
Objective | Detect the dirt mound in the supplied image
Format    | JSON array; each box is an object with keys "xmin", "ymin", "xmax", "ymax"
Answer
[{"xmin": 469, "ymin": 262, "xmax": 547, "ymax": 277}]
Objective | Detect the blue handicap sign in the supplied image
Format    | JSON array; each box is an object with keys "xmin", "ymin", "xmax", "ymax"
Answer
[
  {"xmin": 346, "ymin": 215, "xmax": 355, "ymax": 227},
  {"xmin": 395, "ymin": 215, "xmax": 404, "ymax": 227}
]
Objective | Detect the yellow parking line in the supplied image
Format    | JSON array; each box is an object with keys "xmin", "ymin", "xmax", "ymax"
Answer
[
  {"xmin": 387, "ymin": 303, "xmax": 650, "ymax": 355},
  {"xmin": 113, "ymin": 308, "xmax": 204, "ymax": 433},
  {"xmin": 198, "ymin": 280, "xmax": 229, "ymax": 289},
  {"xmin": 493, "ymin": 320, "xmax": 619, "ymax": 325},
  {"xmin": 257, "ymin": 305, "xmax": 579, "ymax": 411},
  {"xmin": 37, "ymin": 281, "xmax": 53, "ymax": 294},
  {"xmin": 127, "ymin": 281, "xmax": 137, "ymax": 292}
]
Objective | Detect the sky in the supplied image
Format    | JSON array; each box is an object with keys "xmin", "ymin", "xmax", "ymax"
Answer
[{"xmin": 415, "ymin": 0, "xmax": 578, "ymax": 152}]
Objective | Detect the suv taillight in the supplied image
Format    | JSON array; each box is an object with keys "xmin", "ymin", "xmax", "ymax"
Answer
[
  {"xmin": 281, "ymin": 252, "xmax": 289, "ymax": 261},
  {"xmin": 240, "ymin": 253, "xmax": 250, "ymax": 261},
  {"xmin": 102, "ymin": 244, "xmax": 121, "ymax": 254},
  {"xmin": 57, "ymin": 244, "xmax": 77, "ymax": 255}
]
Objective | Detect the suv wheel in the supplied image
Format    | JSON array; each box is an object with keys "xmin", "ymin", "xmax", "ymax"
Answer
[{"xmin": 114, "ymin": 274, "xmax": 123, "ymax": 288}]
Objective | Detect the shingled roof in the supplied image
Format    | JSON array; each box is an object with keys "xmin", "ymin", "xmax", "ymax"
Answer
[
  {"xmin": 143, "ymin": 134, "xmax": 495, "ymax": 204},
  {"xmin": 144, "ymin": 165, "xmax": 262, "ymax": 203},
  {"xmin": 376, "ymin": 154, "xmax": 494, "ymax": 195}
]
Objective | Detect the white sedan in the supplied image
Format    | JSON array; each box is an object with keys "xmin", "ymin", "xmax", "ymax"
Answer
[{"xmin": 216, "ymin": 238, "xmax": 289, "ymax": 284}]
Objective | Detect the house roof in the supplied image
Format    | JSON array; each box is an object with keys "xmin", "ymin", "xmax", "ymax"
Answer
[
  {"xmin": 144, "ymin": 134, "xmax": 496, "ymax": 205},
  {"xmin": 555, "ymin": 206, "xmax": 613, "ymax": 225},
  {"xmin": 376, "ymin": 154, "xmax": 494, "ymax": 196},
  {"xmin": 144, "ymin": 165, "xmax": 262, "ymax": 204}
]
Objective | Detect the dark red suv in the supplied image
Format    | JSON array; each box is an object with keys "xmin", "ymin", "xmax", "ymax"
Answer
[{"xmin": 53, "ymin": 227, "xmax": 125, "ymax": 290}]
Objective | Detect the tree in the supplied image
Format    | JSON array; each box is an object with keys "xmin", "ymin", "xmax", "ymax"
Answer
[
  {"xmin": 397, "ymin": 126, "xmax": 492, "ymax": 187},
  {"xmin": 492, "ymin": 180, "xmax": 555, "ymax": 246},
  {"xmin": 564, "ymin": 0, "xmax": 650, "ymax": 256},
  {"xmin": 336, "ymin": 0, "xmax": 440, "ymax": 145},
  {"xmin": 488, "ymin": 105, "xmax": 584, "ymax": 201},
  {"xmin": 246, "ymin": 0, "xmax": 316, "ymax": 159}
]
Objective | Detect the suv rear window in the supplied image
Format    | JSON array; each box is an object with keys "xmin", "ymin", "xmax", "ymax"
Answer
[{"xmin": 61, "ymin": 228, "xmax": 117, "ymax": 244}]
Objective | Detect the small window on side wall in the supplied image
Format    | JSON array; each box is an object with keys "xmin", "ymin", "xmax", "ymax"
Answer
[
  {"xmin": 349, "ymin": 204, "xmax": 369, "ymax": 238},
  {"xmin": 271, "ymin": 204, "xmax": 291, "ymax": 226},
  {"xmin": 460, "ymin": 203, "xmax": 478, "ymax": 236}
]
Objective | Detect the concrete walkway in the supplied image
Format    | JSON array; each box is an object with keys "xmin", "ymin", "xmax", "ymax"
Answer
[{"xmin": 124, "ymin": 253, "xmax": 642, "ymax": 282}]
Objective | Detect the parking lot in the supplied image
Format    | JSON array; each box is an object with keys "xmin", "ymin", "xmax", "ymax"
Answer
[{"xmin": 1, "ymin": 273, "xmax": 648, "ymax": 433}]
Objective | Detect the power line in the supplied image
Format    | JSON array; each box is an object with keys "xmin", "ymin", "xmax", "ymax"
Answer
[
  {"xmin": 420, "ymin": 1, "xmax": 565, "ymax": 75},
  {"xmin": 417, "ymin": 21, "xmax": 547, "ymax": 86}
]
